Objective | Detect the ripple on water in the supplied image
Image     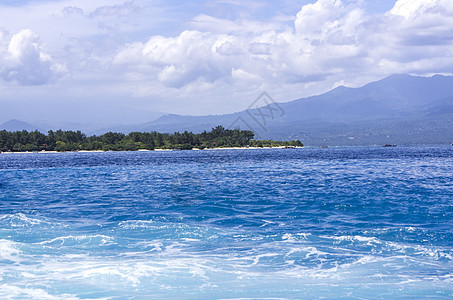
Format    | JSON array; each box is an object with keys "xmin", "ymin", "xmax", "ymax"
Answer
[{"xmin": 0, "ymin": 147, "xmax": 452, "ymax": 298}]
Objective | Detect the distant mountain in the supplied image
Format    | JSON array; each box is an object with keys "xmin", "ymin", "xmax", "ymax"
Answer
[
  {"xmin": 115, "ymin": 74, "xmax": 453, "ymax": 145},
  {"xmin": 7, "ymin": 75, "xmax": 448, "ymax": 146},
  {"xmin": 0, "ymin": 119, "xmax": 43, "ymax": 132}
]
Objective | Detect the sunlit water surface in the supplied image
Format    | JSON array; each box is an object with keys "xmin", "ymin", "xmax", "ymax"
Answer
[{"xmin": 0, "ymin": 147, "xmax": 452, "ymax": 299}]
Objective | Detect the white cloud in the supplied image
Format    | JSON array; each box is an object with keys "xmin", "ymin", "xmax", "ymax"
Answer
[
  {"xmin": 1, "ymin": 0, "xmax": 453, "ymax": 116},
  {"xmin": 189, "ymin": 14, "xmax": 281, "ymax": 34},
  {"xmin": 390, "ymin": 0, "xmax": 448, "ymax": 19},
  {"xmin": 110, "ymin": 0, "xmax": 453, "ymax": 111},
  {"xmin": 231, "ymin": 68, "xmax": 262, "ymax": 91},
  {"xmin": 62, "ymin": 6, "xmax": 84, "ymax": 17},
  {"xmin": 112, "ymin": 0, "xmax": 362, "ymax": 99},
  {"xmin": 114, "ymin": 30, "xmax": 242, "ymax": 89},
  {"xmin": 0, "ymin": 29, "xmax": 66, "ymax": 85},
  {"xmin": 295, "ymin": 0, "xmax": 345, "ymax": 35},
  {"xmin": 213, "ymin": 38, "xmax": 244, "ymax": 56},
  {"xmin": 89, "ymin": 1, "xmax": 139, "ymax": 18}
]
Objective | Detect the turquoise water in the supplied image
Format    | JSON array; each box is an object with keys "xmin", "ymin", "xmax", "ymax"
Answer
[{"xmin": 0, "ymin": 147, "xmax": 452, "ymax": 299}]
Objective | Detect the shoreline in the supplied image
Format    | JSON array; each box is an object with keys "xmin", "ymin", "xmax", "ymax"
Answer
[
  {"xmin": 2, "ymin": 144, "xmax": 450, "ymax": 154},
  {"xmin": 0, "ymin": 146, "xmax": 304, "ymax": 154}
]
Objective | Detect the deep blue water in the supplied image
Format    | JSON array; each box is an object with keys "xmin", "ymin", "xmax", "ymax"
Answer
[{"xmin": 0, "ymin": 147, "xmax": 452, "ymax": 299}]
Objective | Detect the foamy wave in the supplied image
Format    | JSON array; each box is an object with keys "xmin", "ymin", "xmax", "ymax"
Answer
[
  {"xmin": 1, "ymin": 243, "xmax": 450, "ymax": 298},
  {"xmin": 118, "ymin": 220, "xmax": 155, "ymax": 229},
  {"xmin": 134, "ymin": 241, "xmax": 164, "ymax": 251},
  {"xmin": 281, "ymin": 232, "xmax": 311, "ymax": 242},
  {"xmin": 385, "ymin": 241, "xmax": 453, "ymax": 261},
  {"xmin": 24, "ymin": 254, "xmax": 221, "ymax": 289},
  {"xmin": 320, "ymin": 233, "xmax": 452, "ymax": 265},
  {"xmin": 38, "ymin": 235, "xmax": 114, "ymax": 247},
  {"xmin": 118, "ymin": 220, "xmax": 220, "ymax": 242},
  {"xmin": 0, "ymin": 213, "xmax": 51, "ymax": 228},
  {"xmin": 329, "ymin": 235, "xmax": 381, "ymax": 245},
  {"xmin": 0, "ymin": 284, "xmax": 80, "ymax": 300},
  {"xmin": 0, "ymin": 239, "xmax": 21, "ymax": 262},
  {"xmin": 285, "ymin": 246, "xmax": 328, "ymax": 260}
]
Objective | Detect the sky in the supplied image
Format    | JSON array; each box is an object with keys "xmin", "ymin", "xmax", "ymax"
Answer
[{"xmin": 1, "ymin": 0, "xmax": 453, "ymax": 127}]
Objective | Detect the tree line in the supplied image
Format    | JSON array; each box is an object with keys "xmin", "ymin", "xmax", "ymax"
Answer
[{"xmin": 0, "ymin": 126, "xmax": 303, "ymax": 152}]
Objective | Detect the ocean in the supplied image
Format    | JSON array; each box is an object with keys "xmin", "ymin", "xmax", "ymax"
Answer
[{"xmin": 0, "ymin": 147, "xmax": 452, "ymax": 299}]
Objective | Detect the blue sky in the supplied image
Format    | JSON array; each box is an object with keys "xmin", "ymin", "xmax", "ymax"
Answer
[{"xmin": 1, "ymin": 0, "xmax": 452, "ymax": 127}]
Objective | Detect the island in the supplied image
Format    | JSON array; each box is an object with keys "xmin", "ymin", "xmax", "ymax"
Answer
[{"xmin": 0, "ymin": 126, "xmax": 303, "ymax": 152}]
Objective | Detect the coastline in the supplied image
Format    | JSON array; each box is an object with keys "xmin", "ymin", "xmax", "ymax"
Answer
[
  {"xmin": 3, "ymin": 145, "xmax": 452, "ymax": 154},
  {"xmin": 0, "ymin": 146, "xmax": 304, "ymax": 154}
]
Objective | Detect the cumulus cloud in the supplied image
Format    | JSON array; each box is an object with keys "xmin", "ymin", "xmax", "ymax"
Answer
[
  {"xmin": 0, "ymin": 29, "xmax": 66, "ymax": 85},
  {"xmin": 389, "ymin": 0, "xmax": 451, "ymax": 18},
  {"xmin": 3, "ymin": 0, "xmax": 451, "ymax": 114},
  {"xmin": 114, "ymin": 30, "xmax": 242, "ymax": 88},
  {"xmin": 89, "ymin": 1, "xmax": 138, "ymax": 18},
  {"xmin": 111, "ymin": 0, "xmax": 453, "ymax": 102},
  {"xmin": 372, "ymin": 0, "xmax": 453, "ymax": 73},
  {"xmin": 63, "ymin": 6, "xmax": 84, "ymax": 17}
]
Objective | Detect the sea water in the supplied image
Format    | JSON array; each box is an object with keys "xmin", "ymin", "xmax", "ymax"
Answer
[{"xmin": 0, "ymin": 147, "xmax": 452, "ymax": 299}]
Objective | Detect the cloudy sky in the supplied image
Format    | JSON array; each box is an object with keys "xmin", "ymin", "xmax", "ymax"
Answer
[{"xmin": 1, "ymin": 0, "xmax": 452, "ymax": 126}]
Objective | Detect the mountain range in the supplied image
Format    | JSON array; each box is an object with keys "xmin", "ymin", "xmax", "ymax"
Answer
[
  {"xmin": 0, "ymin": 119, "xmax": 43, "ymax": 132},
  {"xmin": 125, "ymin": 74, "xmax": 453, "ymax": 145},
  {"xmin": 2, "ymin": 74, "xmax": 453, "ymax": 145}
]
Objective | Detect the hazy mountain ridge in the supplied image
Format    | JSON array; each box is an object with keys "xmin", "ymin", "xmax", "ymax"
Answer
[
  {"xmin": 133, "ymin": 74, "xmax": 453, "ymax": 145},
  {"xmin": 0, "ymin": 119, "xmax": 43, "ymax": 132},
  {"xmin": 2, "ymin": 74, "xmax": 453, "ymax": 145}
]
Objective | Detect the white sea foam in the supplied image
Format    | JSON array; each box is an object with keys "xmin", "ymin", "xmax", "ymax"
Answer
[
  {"xmin": 0, "ymin": 239, "xmax": 21, "ymax": 262},
  {"xmin": 328, "ymin": 235, "xmax": 381, "ymax": 245},
  {"xmin": 385, "ymin": 241, "xmax": 453, "ymax": 261},
  {"xmin": 280, "ymin": 232, "xmax": 311, "ymax": 243},
  {"xmin": 0, "ymin": 213, "xmax": 51, "ymax": 228},
  {"xmin": 281, "ymin": 233, "xmax": 295, "ymax": 242},
  {"xmin": 259, "ymin": 219, "xmax": 277, "ymax": 227},
  {"xmin": 295, "ymin": 233, "xmax": 311, "ymax": 239},
  {"xmin": 118, "ymin": 219, "xmax": 155, "ymax": 229},
  {"xmin": 353, "ymin": 255, "xmax": 381, "ymax": 265},
  {"xmin": 285, "ymin": 246, "xmax": 328, "ymax": 260},
  {"xmin": 250, "ymin": 253, "xmax": 280, "ymax": 266},
  {"xmin": 182, "ymin": 238, "xmax": 200, "ymax": 242},
  {"xmin": 1, "ymin": 229, "xmax": 448, "ymax": 298},
  {"xmin": 1, "ymin": 245, "xmax": 447, "ymax": 299},
  {"xmin": 38, "ymin": 235, "xmax": 114, "ymax": 246},
  {"xmin": 135, "ymin": 241, "xmax": 164, "ymax": 251},
  {"xmin": 0, "ymin": 284, "xmax": 80, "ymax": 300},
  {"xmin": 219, "ymin": 298, "xmax": 290, "ymax": 300}
]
